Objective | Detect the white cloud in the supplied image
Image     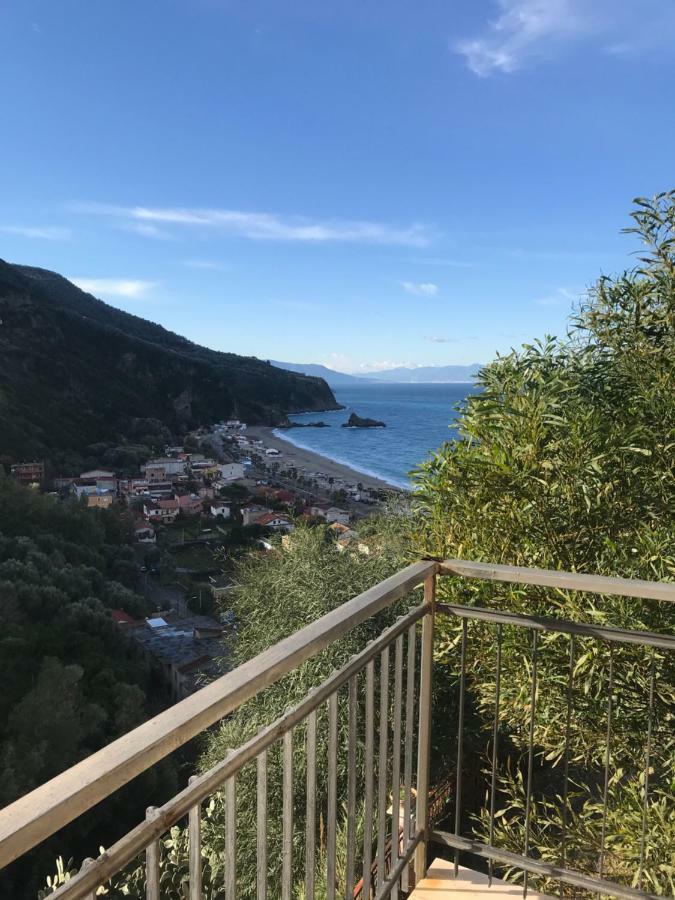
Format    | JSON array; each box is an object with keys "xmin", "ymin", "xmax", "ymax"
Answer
[
  {"xmin": 70, "ymin": 278, "xmax": 156, "ymax": 300},
  {"xmin": 1, "ymin": 224, "xmax": 71, "ymax": 240},
  {"xmin": 74, "ymin": 202, "xmax": 431, "ymax": 247},
  {"xmin": 534, "ymin": 286, "xmax": 578, "ymax": 306},
  {"xmin": 424, "ymin": 335, "xmax": 476, "ymax": 343},
  {"xmin": 455, "ymin": 0, "xmax": 675, "ymax": 76},
  {"xmin": 124, "ymin": 222, "xmax": 175, "ymax": 240},
  {"xmin": 456, "ymin": 0, "xmax": 588, "ymax": 76},
  {"xmin": 402, "ymin": 281, "xmax": 439, "ymax": 297},
  {"xmin": 324, "ymin": 353, "xmax": 417, "ymax": 374}
]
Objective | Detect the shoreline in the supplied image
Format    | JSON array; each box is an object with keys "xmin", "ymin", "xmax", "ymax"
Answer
[{"xmin": 246, "ymin": 426, "xmax": 406, "ymax": 493}]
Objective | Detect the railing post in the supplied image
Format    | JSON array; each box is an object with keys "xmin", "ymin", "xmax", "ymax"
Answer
[{"xmin": 414, "ymin": 568, "xmax": 436, "ymax": 884}]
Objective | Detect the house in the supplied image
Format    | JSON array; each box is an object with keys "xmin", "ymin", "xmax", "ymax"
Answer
[
  {"xmin": 147, "ymin": 481, "xmax": 174, "ymax": 499},
  {"xmin": 309, "ymin": 503, "xmax": 331, "ymax": 520},
  {"xmin": 80, "ymin": 469, "xmax": 115, "ymax": 482},
  {"xmin": 143, "ymin": 498, "xmax": 180, "ymax": 522},
  {"xmin": 219, "ymin": 462, "xmax": 245, "ymax": 481},
  {"xmin": 130, "ymin": 613, "xmax": 227, "ymax": 700},
  {"xmin": 119, "ymin": 478, "xmax": 150, "ymax": 496},
  {"xmin": 210, "ymin": 502, "xmax": 231, "ymax": 519},
  {"xmin": 265, "ymin": 447, "xmax": 282, "ymax": 457},
  {"xmin": 176, "ymin": 493, "xmax": 203, "ymax": 516},
  {"xmin": 143, "ymin": 458, "xmax": 186, "ymax": 477},
  {"xmin": 10, "ymin": 462, "xmax": 45, "ymax": 485},
  {"xmin": 242, "ymin": 505, "xmax": 273, "ymax": 526},
  {"xmin": 326, "ymin": 507, "xmax": 350, "ymax": 525},
  {"xmin": 72, "ymin": 480, "xmax": 99, "ymax": 498},
  {"xmin": 110, "ymin": 609, "xmax": 137, "ymax": 627},
  {"xmin": 134, "ymin": 523, "xmax": 156, "ymax": 543},
  {"xmin": 191, "ymin": 458, "xmax": 219, "ymax": 478},
  {"xmin": 144, "ymin": 465, "xmax": 167, "ymax": 482},
  {"xmin": 256, "ymin": 512, "xmax": 294, "ymax": 532},
  {"xmin": 86, "ymin": 493, "xmax": 114, "ymax": 509}
]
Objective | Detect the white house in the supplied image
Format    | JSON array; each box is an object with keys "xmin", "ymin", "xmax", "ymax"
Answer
[
  {"xmin": 219, "ymin": 462, "xmax": 245, "ymax": 481},
  {"xmin": 326, "ymin": 507, "xmax": 350, "ymax": 525},
  {"xmin": 210, "ymin": 502, "xmax": 231, "ymax": 519},
  {"xmin": 256, "ymin": 512, "xmax": 294, "ymax": 532},
  {"xmin": 265, "ymin": 448, "xmax": 282, "ymax": 457}
]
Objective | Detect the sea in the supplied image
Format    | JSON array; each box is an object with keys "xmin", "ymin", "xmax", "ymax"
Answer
[{"xmin": 273, "ymin": 383, "xmax": 476, "ymax": 490}]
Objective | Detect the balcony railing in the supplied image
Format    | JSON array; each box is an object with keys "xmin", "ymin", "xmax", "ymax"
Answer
[{"xmin": 1, "ymin": 559, "xmax": 674, "ymax": 899}]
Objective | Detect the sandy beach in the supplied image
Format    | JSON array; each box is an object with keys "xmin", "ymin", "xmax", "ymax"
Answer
[{"xmin": 245, "ymin": 426, "xmax": 403, "ymax": 493}]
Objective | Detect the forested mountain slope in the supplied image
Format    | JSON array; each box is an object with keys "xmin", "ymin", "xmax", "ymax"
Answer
[{"xmin": 0, "ymin": 261, "xmax": 338, "ymax": 464}]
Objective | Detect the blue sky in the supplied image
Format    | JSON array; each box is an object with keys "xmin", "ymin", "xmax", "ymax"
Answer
[{"xmin": 1, "ymin": 1, "xmax": 674, "ymax": 373}]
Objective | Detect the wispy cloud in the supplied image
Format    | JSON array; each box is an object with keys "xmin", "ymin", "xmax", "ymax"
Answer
[
  {"xmin": 455, "ymin": 0, "xmax": 675, "ymax": 76},
  {"xmin": 1, "ymin": 224, "xmax": 71, "ymax": 240},
  {"xmin": 123, "ymin": 222, "xmax": 176, "ymax": 240},
  {"xmin": 70, "ymin": 278, "xmax": 157, "ymax": 300},
  {"xmin": 74, "ymin": 202, "xmax": 431, "ymax": 247},
  {"xmin": 424, "ymin": 335, "xmax": 476, "ymax": 343},
  {"xmin": 402, "ymin": 281, "xmax": 439, "ymax": 297},
  {"xmin": 534, "ymin": 286, "xmax": 578, "ymax": 306}
]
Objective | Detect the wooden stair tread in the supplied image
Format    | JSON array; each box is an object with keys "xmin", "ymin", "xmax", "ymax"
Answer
[{"xmin": 410, "ymin": 859, "xmax": 556, "ymax": 899}]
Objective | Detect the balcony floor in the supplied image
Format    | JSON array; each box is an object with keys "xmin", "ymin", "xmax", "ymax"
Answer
[{"xmin": 410, "ymin": 859, "xmax": 555, "ymax": 899}]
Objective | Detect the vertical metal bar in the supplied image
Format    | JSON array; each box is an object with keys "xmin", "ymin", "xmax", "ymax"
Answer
[
  {"xmin": 523, "ymin": 629, "xmax": 539, "ymax": 898},
  {"xmin": 225, "ymin": 773, "xmax": 236, "ymax": 900},
  {"xmin": 401, "ymin": 623, "xmax": 417, "ymax": 891},
  {"xmin": 638, "ymin": 652, "xmax": 656, "ymax": 890},
  {"xmin": 257, "ymin": 750, "xmax": 268, "ymax": 900},
  {"xmin": 559, "ymin": 635, "xmax": 575, "ymax": 897},
  {"xmin": 188, "ymin": 775, "xmax": 202, "ymax": 900},
  {"xmin": 363, "ymin": 659, "xmax": 375, "ymax": 898},
  {"xmin": 414, "ymin": 573, "xmax": 436, "ymax": 884},
  {"xmin": 327, "ymin": 694, "xmax": 338, "ymax": 900},
  {"xmin": 391, "ymin": 632, "xmax": 404, "ymax": 899},
  {"xmin": 488, "ymin": 623, "xmax": 503, "ymax": 888},
  {"xmin": 306, "ymin": 710, "xmax": 317, "ymax": 900},
  {"xmin": 145, "ymin": 807, "xmax": 160, "ymax": 900},
  {"xmin": 598, "ymin": 645, "xmax": 615, "ymax": 884},
  {"xmin": 345, "ymin": 676, "xmax": 358, "ymax": 900},
  {"xmin": 377, "ymin": 646, "xmax": 390, "ymax": 892},
  {"xmin": 80, "ymin": 858, "xmax": 96, "ymax": 900},
  {"xmin": 282, "ymin": 730, "xmax": 294, "ymax": 900},
  {"xmin": 454, "ymin": 618, "xmax": 468, "ymax": 878}
]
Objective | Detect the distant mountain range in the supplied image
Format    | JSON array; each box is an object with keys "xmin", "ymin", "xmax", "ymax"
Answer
[
  {"xmin": 271, "ymin": 361, "xmax": 372, "ymax": 386},
  {"xmin": 273, "ymin": 360, "xmax": 482, "ymax": 386},
  {"xmin": 0, "ymin": 262, "xmax": 338, "ymax": 464},
  {"xmin": 368, "ymin": 364, "xmax": 482, "ymax": 383}
]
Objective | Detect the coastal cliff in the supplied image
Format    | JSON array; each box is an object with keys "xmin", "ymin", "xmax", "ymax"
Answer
[{"xmin": 0, "ymin": 260, "xmax": 340, "ymax": 464}]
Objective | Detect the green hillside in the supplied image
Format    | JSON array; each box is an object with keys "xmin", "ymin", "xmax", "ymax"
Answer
[{"xmin": 0, "ymin": 261, "xmax": 338, "ymax": 467}]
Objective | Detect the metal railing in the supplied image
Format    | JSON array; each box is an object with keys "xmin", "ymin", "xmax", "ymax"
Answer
[{"xmin": 0, "ymin": 559, "xmax": 673, "ymax": 899}]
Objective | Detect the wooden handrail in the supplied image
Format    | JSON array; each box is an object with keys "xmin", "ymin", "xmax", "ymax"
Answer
[
  {"xmin": 0, "ymin": 560, "xmax": 437, "ymax": 869},
  {"xmin": 440, "ymin": 559, "xmax": 675, "ymax": 603}
]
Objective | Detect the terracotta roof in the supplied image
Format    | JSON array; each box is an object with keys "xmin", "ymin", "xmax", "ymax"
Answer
[{"xmin": 110, "ymin": 609, "xmax": 136, "ymax": 625}]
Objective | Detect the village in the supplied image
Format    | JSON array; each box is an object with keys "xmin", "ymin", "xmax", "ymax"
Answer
[{"xmin": 7, "ymin": 420, "xmax": 394, "ymax": 703}]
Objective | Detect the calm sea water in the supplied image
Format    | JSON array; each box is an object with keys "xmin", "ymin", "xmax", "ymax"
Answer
[{"xmin": 274, "ymin": 383, "xmax": 476, "ymax": 489}]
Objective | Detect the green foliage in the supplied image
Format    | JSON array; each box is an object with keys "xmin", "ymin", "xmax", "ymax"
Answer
[
  {"xmin": 413, "ymin": 193, "xmax": 675, "ymax": 893},
  {"xmin": 0, "ymin": 478, "xmax": 178, "ymax": 899},
  {"xmin": 197, "ymin": 524, "xmax": 410, "ymax": 899}
]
